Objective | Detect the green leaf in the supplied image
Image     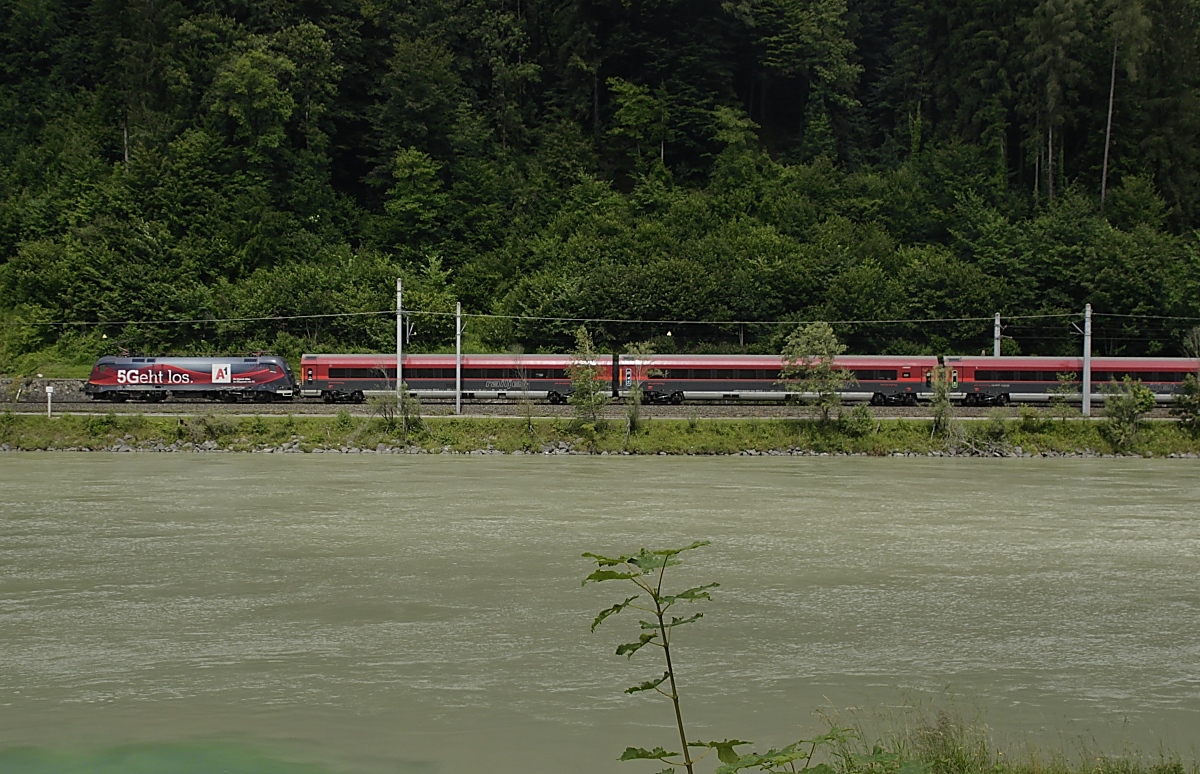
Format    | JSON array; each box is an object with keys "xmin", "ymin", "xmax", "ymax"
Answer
[
  {"xmin": 625, "ymin": 672, "xmax": 670, "ymax": 694},
  {"xmin": 615, "ymin": 632, "xmax": 657, "ymax": 657},
  {"xmin": 665, "ymin": 612, "xmax": 704, "ymax": 629},
  {"xmin": 660, "ymin": 582, "xmax": 720, "ymax": 606},
  {"xmin": 637, "ymin": 612, "xmax": 704, "ymax": 629},
  {"xmin": 688, "ymin": 739, "xmax": 753, "ymax": 765},
  {"xmin": 619, "ymin": 746, "xmax": 678, "ymax": 761},
  {"xmin": 582, "ymin": 551, "xmax": 632, "ymax": 567},
  {"xmin": 583, "ymin": 569, "xmax": 637, "ymax": 585},
  {"xmin": 653, "ymin": 540, "xmax": 711, "ymax": 556},
  {"xmin": 591, "ymin": 595, "xmax": 639, "ymax": 632}
]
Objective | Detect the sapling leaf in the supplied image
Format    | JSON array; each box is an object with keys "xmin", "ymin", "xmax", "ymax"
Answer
[
  {"xmin": 653, "ymin": 540, "xmax": 711, "ymax": 556},
  {"xmin": 619, "ymin": 746, "xmax": 678, "ymax": 761},
  {"xmin": 615, "ymin": 632, "xmax": 657, "ymax": 657},
  {"xmin": 629, "ymin": 547, "xmax": 686, "ymax": 571},
  {"xmin": 592, "ymin": 595, "xmax": 639, "ymax": 631},
  {"xmin": 636, "ymin": 613, "xmax": 703, "ymax": 630},
  {"xmin": 583, "ymin": 569, "xmax": 638, "ymax": 584},
  {"xmin": 688, "ymin": 739, "xmax": 753, "ymax": 764},
  {"xmin": 625, "ymin": 672, "xmax": 670, "ymax": 694},
  {"xmin": 660, "ymin": 582, "xmax": 720, "ymax": 606},
  {"xmin": 581, "ymin": 551, "xmax": 629, "ymax": 566}
]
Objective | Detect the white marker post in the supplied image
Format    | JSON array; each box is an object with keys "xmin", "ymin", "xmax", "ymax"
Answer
[
  {"xmin": 45, "ymin": 384, "xmax": 54, "ymax": 418},
  {"xmin": 455, "ymin": 302, "xmax": 462, "ymax": 415},
  {"xmin": 1082, "ymin": 304, "xmax": 1093, "ymax": 417},
  {"xmin": 396, "ymin": 278, "xmax": 403, "ymax": 404}
]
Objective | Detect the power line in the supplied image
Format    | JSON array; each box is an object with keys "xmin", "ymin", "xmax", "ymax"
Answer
[
  {"xmin": 0, "ymin": 307, "xmax": 1194, "ymax": 340},
  {"xmin": 0, "ymin": 309, "xmax": 1084, "ymax": 329}
]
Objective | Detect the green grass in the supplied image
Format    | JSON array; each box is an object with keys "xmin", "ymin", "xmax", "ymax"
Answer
[
  {"xmin": 824, "ymin": 704, "xmax": 1196, "ymax": 774},
  {"xmin": 3, "ymin": 411, "xmax": 1200, "ymax": 456}
]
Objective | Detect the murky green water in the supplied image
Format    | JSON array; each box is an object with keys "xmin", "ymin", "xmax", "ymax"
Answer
[{"xmin": 1, "ymin": 455, "xmax": 1198, "ymax": 772}]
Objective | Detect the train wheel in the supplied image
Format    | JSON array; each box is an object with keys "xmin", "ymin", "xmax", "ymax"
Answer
[
  {"xmin": 670, "ymin": 392, "xmax": 684, "ymax": 405},
  {"xmin": 109, "ymin": 393, "xmax": 128, "ymax": 403},
  {"xmin": 222, "ymin": 392, "xmax": 238, "ymax": 403},
  {"xmin": 547, "ymin": 392, "xmax": 563, "ymax": 405},
  {"xmin": 352, "ymin": 391, "xmax": 365, "ymax": 404},
  {"xmin": 905, "ymin": 394, "xmax": 918, "ymax": 407},
  {"xmin": 870, "ymin": 393, "xmax": 885, "ymax": 406},
  {"xmin": 995, "ymin": 394, "xmax": 1009, "ymax": 407}
]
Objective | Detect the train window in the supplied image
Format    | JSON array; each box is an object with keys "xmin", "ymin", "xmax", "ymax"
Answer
[
  {"xmin": 690, "ymin": 370, "xmax": 711, "ymax": 379},
  {"xmin": 329, "ymin": 367, "xmax": 393, "ymax": 379},
  {"xmin": 853, "ymin": 369, "xmax": 898, "ymax": 381},
  {"xmin": 132, "ymin": 358, "xmax": 145, "ymax": 363}
]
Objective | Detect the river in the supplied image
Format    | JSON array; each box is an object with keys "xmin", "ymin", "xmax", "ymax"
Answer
[{"xmin": 1, "ymin": 455, "xmax": 1197, "ymax": 772}]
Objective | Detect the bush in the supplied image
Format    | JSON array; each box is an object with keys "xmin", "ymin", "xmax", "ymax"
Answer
[
  {"xmin": 189, "ymin": 413, "xmax": 235, "ymax": 442},
  {"xmin": 981, "ymin": 408, "xmax": 1007, "ymax": 441},
  {"xmin": 1018, "ymin": 405, "xmax": 1048, "ymax": 433},
  {"xmin": 840, "ymin": 404, "xmax": 876, "ymax": 437},
  {"xmin": 1171, "ymin": 374, "xmax": 1200, "ymax": 437},
  {"xmin": 1101, "ymin": 377, "xmax": 1156, "ymax": 451}
]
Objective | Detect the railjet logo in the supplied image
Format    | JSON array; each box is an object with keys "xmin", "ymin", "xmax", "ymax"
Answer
[{"xmin": 212, "ymin": 364, "xmax": 232, "ymax": 384}]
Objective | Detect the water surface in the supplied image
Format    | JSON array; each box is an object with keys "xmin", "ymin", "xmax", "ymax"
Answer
[{"xmin": 1, "ymin": 455, "xmax": 1198, "ymax": 772}]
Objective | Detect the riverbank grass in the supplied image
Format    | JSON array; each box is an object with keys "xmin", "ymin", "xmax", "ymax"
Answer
[{"xmin": 2, "ymin": 412, "xmax": 1200, "ymax": 456}]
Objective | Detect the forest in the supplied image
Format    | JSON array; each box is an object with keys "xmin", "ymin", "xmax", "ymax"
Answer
[{"xmin": 2, "ymin": 0, "xmax": 1200, "ymax": 371}]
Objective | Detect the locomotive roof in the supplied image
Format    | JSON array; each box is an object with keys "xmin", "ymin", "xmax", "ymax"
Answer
[{"xmin": 95, "ymin": 355, "xmax": 288, "ymax": 364}]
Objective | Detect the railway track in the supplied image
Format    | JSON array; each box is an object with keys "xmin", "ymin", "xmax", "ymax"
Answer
[{"xmin": 0, "ymin": 389, "xmax": 1178, "ymax": 420}]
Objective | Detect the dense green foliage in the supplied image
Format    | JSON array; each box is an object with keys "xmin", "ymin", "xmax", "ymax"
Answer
[
  {"xmin": 5, "ymin": 411, "xmax": 1200, "ymax": 456},
  {"xmin": 3, "ymin": 0, "xmax": 1200, "ymax": 371}
]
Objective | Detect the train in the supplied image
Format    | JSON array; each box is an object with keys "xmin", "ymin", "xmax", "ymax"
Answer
[
  {"xmin": 83, "ymin": 355, "xmax": 297, "ymax": 402},
  {"xmin": 84, "ymin": 352, "xmax": 1199, "ymax": 407}
]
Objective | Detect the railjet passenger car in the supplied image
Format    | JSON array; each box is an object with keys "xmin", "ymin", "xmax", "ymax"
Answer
[
  {"xmin": 84, "ymin": 355, "xmax": 297, "ymax": 402},
  {"xmin": 297, "ymin": 353, "xmax": 939, "ymax": 405}
]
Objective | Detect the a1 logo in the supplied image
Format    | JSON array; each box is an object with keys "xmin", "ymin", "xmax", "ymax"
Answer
[{"xmin": 212, "ymin": 364, "xmax": 232, "ymax": 384}]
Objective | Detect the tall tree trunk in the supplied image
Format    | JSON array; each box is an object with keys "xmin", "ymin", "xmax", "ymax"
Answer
[
  {"xmin": 1048, "ymin": 122, "xmax": 1055, "ymax": 201},
  {"xmin": 1101, "ymin": 34, "xmax": 1119, "ymax": 210}
]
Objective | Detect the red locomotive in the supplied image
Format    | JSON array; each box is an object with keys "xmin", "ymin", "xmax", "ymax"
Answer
[{"xmin": 84, "ymin": 355, "xmax": 297, "ymax": 402}]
